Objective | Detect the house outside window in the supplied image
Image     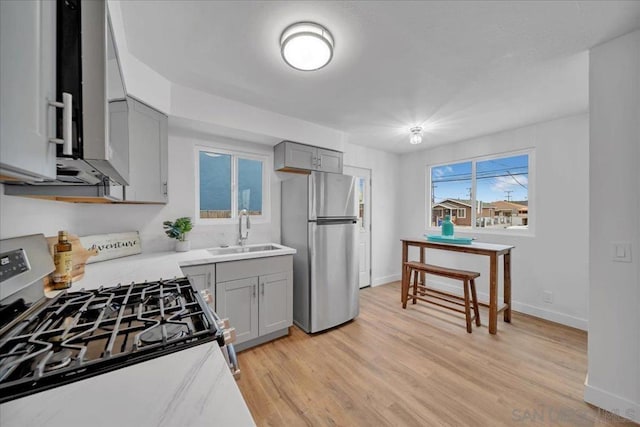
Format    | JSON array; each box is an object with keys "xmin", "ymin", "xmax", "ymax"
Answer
[
  {"xmin": 428, "ymin": 151, "xmax": 531, "ymax": 232},
  {"xmin": 196, "ymin": 148, "xmax": 269, "ymax": 223}
]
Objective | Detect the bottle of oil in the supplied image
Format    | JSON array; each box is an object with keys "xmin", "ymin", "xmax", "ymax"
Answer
[{"xmin": 52, "ymin": 230, "xmax": 73, "ymax": 289}]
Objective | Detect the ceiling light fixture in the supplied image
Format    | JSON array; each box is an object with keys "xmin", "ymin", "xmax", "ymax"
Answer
[
  {"xmin": 280, "ymin": 22, "xmax": 334, "ymax": 71},
  {"xmin": 409, "ymin": 126, "xmax": 423, "ymax": 145}
]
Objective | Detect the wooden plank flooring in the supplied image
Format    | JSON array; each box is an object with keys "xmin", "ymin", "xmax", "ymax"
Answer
[{"xmin": 237, "ymin": 282, "xmax": 636, "ymax": 426}]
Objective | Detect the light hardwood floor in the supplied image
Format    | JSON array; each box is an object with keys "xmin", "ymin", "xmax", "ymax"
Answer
[{"xmin": 237, "ymin": 281, "xmax": 635, "ymax": 426}]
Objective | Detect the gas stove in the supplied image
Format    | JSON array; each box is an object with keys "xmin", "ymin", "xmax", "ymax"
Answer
[{"xmin": 0, "ymin": 234, "xmax": 238, "ymax": 404}]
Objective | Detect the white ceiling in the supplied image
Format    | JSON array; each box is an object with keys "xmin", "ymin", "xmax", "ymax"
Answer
[{"xmin": 119, "ymin": 1, "xmax": 640, "ymax": 153}]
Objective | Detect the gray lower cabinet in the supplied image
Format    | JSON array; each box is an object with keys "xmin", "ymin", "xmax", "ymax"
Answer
[
  {"xmin": 259, "ymin": 272, "xmax": 292, "ymax": 335},
  {"xmin": 216, "ymin": 277, "xmax": 259, "ymax": 344},
  {"xmin": 215, "ymin": 255, "xmax": 293, "ymax": 351},
  {"xmin": 181, "ymin": 264, "xmax": 214, "ymax": 293}
]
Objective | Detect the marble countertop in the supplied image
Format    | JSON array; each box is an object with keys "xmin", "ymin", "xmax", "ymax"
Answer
[
  {"xmin": 55, "ymin": 242, "xmax": 295, "ymax": 292},
  {"xmin": 0, "ymin": 245, "xmax": 296, "ymax": 427},
  {"xmin": 0, "ymin": 342, "xmax": 255, "ymax": 427}
]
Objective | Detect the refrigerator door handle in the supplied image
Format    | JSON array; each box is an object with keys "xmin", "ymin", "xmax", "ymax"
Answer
[{"xmin": 316, "ymin": 218, "xmax": 358, "ymax": 225}]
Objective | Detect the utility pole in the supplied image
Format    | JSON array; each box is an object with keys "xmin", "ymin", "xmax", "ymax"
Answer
[
  {"xmin": 431, "ymin": 183, "xmax": 437, "ymax": 204},
  {"xmin": 504, "ymin": 190, "xmax": 513, "ymax": 202},
  {"xmin": 466, "ymin": 187, "xmax": 472, "ymax": 199}
]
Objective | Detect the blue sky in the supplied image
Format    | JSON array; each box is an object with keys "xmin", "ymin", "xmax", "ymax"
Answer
[
  {"xmin": 431, "ymin": 154, "xmax": 528, "ymax": 203},
  {"xmin": 199, "ymin": 152, "xmax": 263, "ymax": 212}
]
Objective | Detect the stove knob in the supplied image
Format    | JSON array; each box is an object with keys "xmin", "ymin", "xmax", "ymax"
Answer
[
  {"xmin": 216, "ymin": 318, "xmax": 230, "ymax": 330},
  {"xmin": 223, "ymin": 327, "xmax": 237, "ymax": 345},
  {"xmin": 200, "ymin": 289, "xmax": 213, "ymax": 305}
]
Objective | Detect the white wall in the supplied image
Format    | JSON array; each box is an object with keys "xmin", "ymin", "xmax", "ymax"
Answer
[
  {"xmin": 343, "ymin": 142, "xmax": 402, "ymax": 286},
  {"xmin": 397, "ymin": 114, "xmax": 590, "ymax": 329},
  {"xmin": 585, "ymin": 30, "xmax": 640, "ymax": 423},
  {"xmin": 171, "ymin": 84, "xmax": 346, "ymax": 152},
  {"xmin": 107, "ymin": 0, "xmax": 172, "ymax": 113}
]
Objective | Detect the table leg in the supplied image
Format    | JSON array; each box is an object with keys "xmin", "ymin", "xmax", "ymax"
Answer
[
  {"xmin": 419, "ymin": 246, "xmax": 425, "ymax": 287},
  {"xmin": 489, "ymin": 253, "xmax": 498, "ymax": 334},
  {"xmin": 504, "ymin": 250, "xmax": 512, "ymax": 323},
  {"xmin": 401, "ymin": 241, "xmax": 408, "ymax": 303}
]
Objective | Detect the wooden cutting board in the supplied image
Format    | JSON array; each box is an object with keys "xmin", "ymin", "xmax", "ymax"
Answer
[{"xmin": 44, "ymin": 233, "xmax": 98, "ymax": 290}]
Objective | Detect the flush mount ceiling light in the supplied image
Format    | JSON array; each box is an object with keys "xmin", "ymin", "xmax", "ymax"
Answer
[
  {"xmin": 409, "ymin": 126, "xmax": 423, "ymax": 145},
  {"xmin": 280, "ymin": 22, "xmax": 334, "ymax": 71}
]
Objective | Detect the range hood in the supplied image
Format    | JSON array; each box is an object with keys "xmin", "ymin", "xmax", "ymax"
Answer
[
  {"xmin": 3, "ymin": 1, "xmax": 129, "ymax": 202},
  {"xmin": 4, "ymin": 175, "xmax": 123, "ymax": 203},
  {"xmin": 54, "ymin": 0, "xmax": 129, "ymax": 186}
]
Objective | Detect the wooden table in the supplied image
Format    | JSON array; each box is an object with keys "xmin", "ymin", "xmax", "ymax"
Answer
[{"xmin": 401, "ymin": 238, "xmax": 515, "ymax": 334}]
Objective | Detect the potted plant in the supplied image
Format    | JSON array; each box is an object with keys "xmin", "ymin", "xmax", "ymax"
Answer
[{"xmin": 163, "ymin": 217, "xmax": 193, "ymax": 252}]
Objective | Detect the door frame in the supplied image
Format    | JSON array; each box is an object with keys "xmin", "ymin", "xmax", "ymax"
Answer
[{"xmin": 344, "ymin": 165, "xmax": 372, "ymax": 288}]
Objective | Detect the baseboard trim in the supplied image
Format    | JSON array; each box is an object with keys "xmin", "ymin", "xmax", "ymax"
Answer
[
  {"xmin": 406, "ymin": 278, "xmax": 588, "ymax": 330},
  {"xmin": 372, "ymin": 273, "xmax": 401, "ymax": 287},
  {"xmin": 584, "ymin": 379, "xmax": 640, "ymax": 424}
]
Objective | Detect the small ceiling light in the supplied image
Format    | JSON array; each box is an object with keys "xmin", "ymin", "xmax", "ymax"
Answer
[
  {"xmin": 280, "ymin": 22, "xmax": 334, "ymax": 71},
  {"xmin": 410, "ymin": 126, "xmax": 423, "ymax": 145}
]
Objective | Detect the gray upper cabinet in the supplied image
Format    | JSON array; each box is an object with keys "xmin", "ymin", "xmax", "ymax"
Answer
[
  {"xmin": 123, "ymin": 97, "xmax": 169, "ymax": 203},
  {"xmin": 316, "ymin": 148, "xmax": 343, "ymax": 174},
  {"xmin": 0, "ymin": 0, "xmax": 57, "ymax": 182},
  {"xmin": 274, "ymin": 141, "xmax": 343, "ymax": 174}
]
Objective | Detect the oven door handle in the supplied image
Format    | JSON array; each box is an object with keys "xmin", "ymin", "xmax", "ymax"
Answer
[{"xmin": 225, "ymin": 343, "xmax": 241, "ymax": 380}]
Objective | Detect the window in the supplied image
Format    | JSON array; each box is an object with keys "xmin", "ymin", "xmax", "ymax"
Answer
[
  {"xmin": 429, "ymin": 152, "xmax": 530, "ymax": 232},
  {"xmin": 197, "ymin": 148, "xmax": 268, "ymax": 221}
]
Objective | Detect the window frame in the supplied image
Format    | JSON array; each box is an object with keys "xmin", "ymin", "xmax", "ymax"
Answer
[
  {"xmin": 426, "ymin": 149, "xmax": 534, "ymax": 236},
  {"xmin": 195, "ymin": 146, "xmax": 270, "ymax": 225},
  {"xmin": 457, "ymin": 208, "xmax": 466, "ymax": 219}
]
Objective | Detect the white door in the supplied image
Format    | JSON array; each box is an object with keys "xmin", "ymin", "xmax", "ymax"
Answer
[{"xmin": 344, "ymin": 166, "xmax": 371, "ymax": 288}]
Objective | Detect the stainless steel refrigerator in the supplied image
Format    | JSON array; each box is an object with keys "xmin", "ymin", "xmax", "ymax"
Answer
[{"xmin": 282, "ymin": 171, "xmax": 359, "ymax": 333}]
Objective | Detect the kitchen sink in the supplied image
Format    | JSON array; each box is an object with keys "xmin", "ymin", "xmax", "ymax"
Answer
[{"xmin": 207, "ymin": 244, "xmax": 280, "ymax": 256}]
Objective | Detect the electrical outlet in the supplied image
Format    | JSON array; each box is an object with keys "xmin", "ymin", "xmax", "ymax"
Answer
[
  {"xmin": 612, "ymin": 242, "xmax": 632, "ymax": 263},
  {"xmin": 543, "ymin": 291, "xmax": 553, "ymax": 304}
]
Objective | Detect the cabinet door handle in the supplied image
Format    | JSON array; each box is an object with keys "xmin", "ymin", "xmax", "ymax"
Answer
[
  {"xmin": 48, "ymin": 92, "xmax": 73, "ymax": 156},
  {"xmin": 318, "ymin": 157, "xmax": 322, "ymax": 168},
  {"xmin": 163, "ymin": 182, "xmax": 168, "ymax": 197},
  {"xmin": 261, "ymin": 282, "xmax": 265, "ymax": 296},
  {"xmin": 253, "ymin": 284, "xmax": 256, "ymax": 298}
]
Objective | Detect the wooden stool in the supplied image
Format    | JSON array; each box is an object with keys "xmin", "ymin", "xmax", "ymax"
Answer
[{"xmin": 402, "ymin": 261, "xmax": 481, "ymax": 333}]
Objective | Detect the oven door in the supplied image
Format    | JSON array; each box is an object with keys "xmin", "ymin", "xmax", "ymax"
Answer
[{"xmin": 200, "ymin": 290, "xmax": 240, "ymax": 380}]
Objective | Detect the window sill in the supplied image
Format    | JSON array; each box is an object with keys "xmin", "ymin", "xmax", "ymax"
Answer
[{"xmin": 197, "ymin": 217, "xmax": 271, "ymax": 226}]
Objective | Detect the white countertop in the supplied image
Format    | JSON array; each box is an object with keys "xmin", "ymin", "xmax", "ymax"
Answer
[
  {"xmin": 66, "ymin": 243, "xmax": 296, "ymax": 291},
  {"xmin": 0, "ymin": 342, "xmax": 254, "ymax": 427},
  {"xmin": 0, "ymin": 244, "xmax": 298, "ymax": 427}
]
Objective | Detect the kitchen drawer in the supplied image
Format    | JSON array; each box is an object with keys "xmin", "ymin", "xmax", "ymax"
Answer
[{"xmin": 216, "ymin": 255, "xmax": 292, "ymax": 283}]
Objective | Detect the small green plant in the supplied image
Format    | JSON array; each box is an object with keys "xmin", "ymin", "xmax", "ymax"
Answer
[{"xmin": 163, "ymin": 217, "xmax": 193, "ymax": 242}]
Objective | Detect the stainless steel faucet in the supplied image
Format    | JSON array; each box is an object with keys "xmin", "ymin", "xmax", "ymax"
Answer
[{"xmin": 238, "ymin": 209, "xmax": 250, "ymax": 246}]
